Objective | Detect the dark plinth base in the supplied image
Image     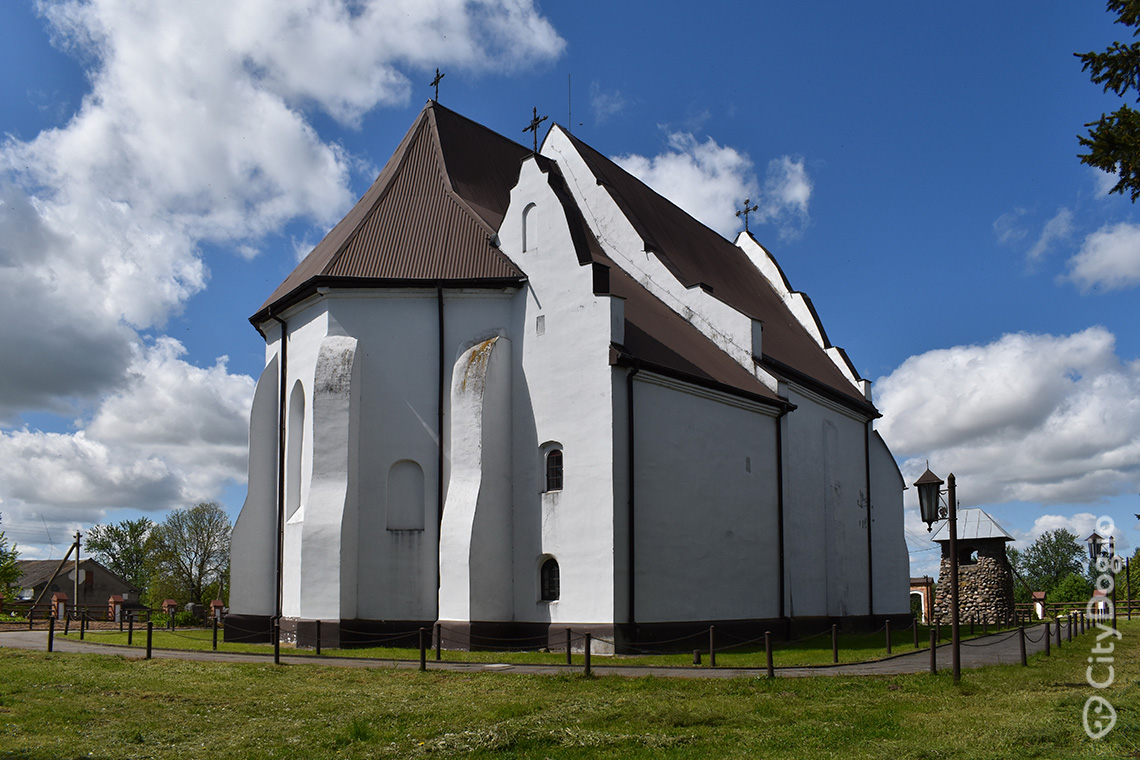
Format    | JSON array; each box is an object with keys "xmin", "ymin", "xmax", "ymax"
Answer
[{"xmin": 225, "ymin": 613, "xmax": 916, "ymax": 651}]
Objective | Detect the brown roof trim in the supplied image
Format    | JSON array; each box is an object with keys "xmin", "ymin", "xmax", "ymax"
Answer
[
  {"xmin": 761, "ymin": 355, "xmax": 879, "ymax": 418},
  {"xmin": 611, "ymin": 348, "xmax": 794, "ymax": 413},
  {"xmin": 250, "ymin": 274, "xmax": 525, "ymax": 327}
]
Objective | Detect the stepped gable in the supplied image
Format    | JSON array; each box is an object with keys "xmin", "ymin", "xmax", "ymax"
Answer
[
  {"xmin": 534, "ymin": 155, "xmax": 782, "ymax": 405},
  {"xmin": 253, "ymin": 101, "xmax": 529, "ymax": 323},
  {"xmin": 559, "ymin": 129, "xmax": 874, "ymax": 411}
]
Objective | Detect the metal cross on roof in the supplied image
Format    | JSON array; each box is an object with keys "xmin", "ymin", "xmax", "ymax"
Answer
[
  {"xmin": 430, "ymin": 68, "xmax": 445, "ymax": 101},
  {"xmin": 523, "ymin": 107, "xmax": 548, "ymax": 153},
  {"xmin": 736, "ymin": 198, "xmax": 760, "ymax": 233}
]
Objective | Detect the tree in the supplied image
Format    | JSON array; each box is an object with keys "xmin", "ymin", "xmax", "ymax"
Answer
[
  {"xmin": 0, "ymin": 531, "xmax": 19, "ymax": 604},
  {"xmin": 85, "ymin": 518, "xmax": 153, "ymax": 591},
  {"xmin": 1008, "ymin": 529, "xmax": 1086, "ymax": 597},
  {"xmin": 1077, "ymin": 0, "xmax": 1140, "ymax": 200},
  {"xmin": 145, "ymin": 503, "xmax": 231, "ymax": 607},
  {"xmin": 1051, "ymin": 572, "xmax": 1094, "ymax": 604}
]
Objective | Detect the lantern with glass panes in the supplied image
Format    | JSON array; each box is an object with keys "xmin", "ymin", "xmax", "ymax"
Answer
[{"xmin": 913, "ymin": 466, "xmax": 961, "ymax": 683}]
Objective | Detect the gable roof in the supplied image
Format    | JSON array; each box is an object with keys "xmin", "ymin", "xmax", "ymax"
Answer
[
  {"xmin": 14, "ymin": 558, "xmax": 141, "ymax": 592},
  {"xmin": 931, "ymin": 508, "xmax": 1014, "ymax": 543},
  {"xmin": 252, "ymin": 101, "xmax": 529, "ymax": 324},
  {"xmin": 556, "ymin": 129, "xmax": 874, "ymax": 412}
]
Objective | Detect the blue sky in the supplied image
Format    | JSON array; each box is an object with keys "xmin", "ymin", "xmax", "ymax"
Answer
[{"xmin": 1, "ymin": 1, "xmax": 1138, "ymax": 577}]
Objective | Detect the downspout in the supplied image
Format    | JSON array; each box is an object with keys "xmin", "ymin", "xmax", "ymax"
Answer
[
  {"xmin": 436, "ymin": 285, "xmax": 445, "ymax": 597},
  {"xmin": 268, "ymin": 311, "xmax": 288, "ymax": 660},
  {"xmin": 775, "ymin": 407, "xmax": 788, "ymax": 628},
  {"xmin": 626, "ymin": 361, "xmax": 640, "ymax": 626},
  {"xmin": 864, "ymin": 421, "xmax": 874, "ymax": 618}
]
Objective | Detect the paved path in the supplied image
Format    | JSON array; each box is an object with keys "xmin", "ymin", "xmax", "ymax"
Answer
[{"xmin": 0, "ymin": 620, "xmax": 1073, "ymax": 679}]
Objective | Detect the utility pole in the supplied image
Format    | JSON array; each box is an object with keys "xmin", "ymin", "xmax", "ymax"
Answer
[{"xmin": 74, "ymin": 530, "xmax": 81, "ymax": 617}]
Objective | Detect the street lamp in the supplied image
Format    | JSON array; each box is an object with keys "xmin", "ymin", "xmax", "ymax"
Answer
[
  {"xmin": 916, "ymin": 467, "xmax": 961, "ymax": 684},
  {"xmin": 1086, "ymin": 531, "xmax": 1118, "ymax": 629}
]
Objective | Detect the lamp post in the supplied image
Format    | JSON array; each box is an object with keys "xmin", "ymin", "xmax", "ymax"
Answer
[
  {"xmin": 916, "ymin": 467, "xmax": 960, "ymax": 684},
  {"xmin": 1086, "ymin": 531, "xmax": 1118, "ymax": 629}
]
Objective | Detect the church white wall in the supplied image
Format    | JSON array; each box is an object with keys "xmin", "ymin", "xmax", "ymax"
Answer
[
  {"xmin": 782, "ymin": 386, "xmax": 873, "ymax": 618},
  {"xmin": 229, "ymin": 356, "xmax": 280, "ymax": 616},
  {"xmin": 500, "ymin": 157, "xmax": 621, "ymax": 626},
  {"xmin": 870, "ymin": 430, "xmax": 910, "ymax": 614},
  {"xmin": 297, "ymin": 335, "xmax": 361, "ymax": 621},
  {"xmin": 275, "ymin": 306, "xmax": 328, "ymax": 619},
  {"xmin": 631, "ymin": 374, "xmax": 781, "ymax": 622},
  {"xmin": 438, "ymin": 335, "xmax": 513, "ymax": 623}
]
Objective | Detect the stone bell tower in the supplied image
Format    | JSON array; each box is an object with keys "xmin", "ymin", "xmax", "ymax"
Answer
[{"xmin": 932, "ymin": 508, "xmax": 1015, "ymax": 625}]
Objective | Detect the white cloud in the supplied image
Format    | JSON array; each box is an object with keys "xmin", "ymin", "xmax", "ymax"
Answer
[
  {"xmin": 993, "ymin": 208, "xmax": 1029, "ymax": 246},
  {"xmin": 878, "ymin": 327, "xmax": 1140, "ymax": 507},
  {"xmin": 1026, "ymin": 207, "xmax": 1073, "ymax": 262},
  {"xmin": 614, "ymin": 133, "xmax": 811, "ymax": 239},
  {"xmin": 1065, "ymin": 222, "xmax": 1140, "ymax": 292},
  {"xmin": 0, "ymin": 338, "xmax": 253, "ymax": 528},
  {"xmin": 756, "ymin": 155, "xmax": 811, "ymax": 240},
  {"xmin": 0, "ymin": 1, "xmax": 564, "ymax": 549},
  {"xmin": 589, "ymin": 82, "xmax": 625, "ymax": 124}
]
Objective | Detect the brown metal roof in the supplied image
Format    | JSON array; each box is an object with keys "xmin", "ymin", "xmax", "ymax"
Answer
[
  {"xmin": 559, "ymin": 129, "xmax": 875, "ymax": 412},
  {"xmin": 253, "ymin": 102, "xmax": 529, "ymax": 323}
]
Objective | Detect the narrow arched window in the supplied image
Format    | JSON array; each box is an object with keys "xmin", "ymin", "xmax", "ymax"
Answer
[
  {"xmin": 286, "ymin": 381, "xmax": 305, "ymax": 517},
  {"xmin": 540, "ymin": 558, "xmax": 560, "ymax": 601},
  {"xmin": 545, "ymin": 448, "xmax": 563, "ymax": 492},
  {"xmin": 522, "ymin": 203, "xmax": 538, "ymax": 251}
]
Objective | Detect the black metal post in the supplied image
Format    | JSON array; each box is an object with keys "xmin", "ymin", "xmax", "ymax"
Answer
[
  {"xmin": 435, "ymin": 623, "xmax": 441, "ymax": 661},
  {"xmin": 47, "ymin": 615, "xmax": 55, "ymax": 652},
  {"xmin": 566, "ymin": 628, "xmax": 572, "ymax": 666},
  {"xmin": 885, "ymin": 619, "xmax": 892, "ymax": 655},
  {"xmin": 947, "ymin": 473, "xmax": 961, "ymax": 685},
  {"xmin": 1018, "ymin": 626, "xmax": 1027, "ymax": 666},
  {"xmin": 315, "ymin": 620, "xmax": 321, "ymax": 656},
  {"xmin": 913, "ymin": 617, "xmax": 919, "ymax": 649},
  {"xmin": 1055, "ymin": 617, "xmax": 1062, "ymax": 648},
  {"xmin": 419, "ymin": 628, "xmax": 426, "ymax": 672},
  {"xmin": 708, "ymin": 626, "xmax": 716, "ymax": 667},
  {"xmin": 832, "ymin": 624, "xmax": 838, "ymax": 664},
  {"xmin": 212, "ymin": 617, "xmax": 218, "ymax": 651},
  {"xmin": 584, "ymin": 633, "xmax": 592, "ymax": 676},
  {"xmin": 146, "ymin": 621, "xmax": 153, "ymax": 660},
  {"xmin": 1067, "ymin": 614, "xmax": 1072, "ymax": 643},
  {"xmin": 765, "ymin": 631, "xmax": 774, "ymax": 678},
  {"xmin": 273, "ymin": 620, "xmax": 280, "ymax": 665},
  {"xmin": 1044, "ymin": 621, "xmax": 1050, "ymax": 656},
  {"xmin": 128, "ymin": 615, "xmax": 134, "ymax": 646},
  {"xmin": 63, "ymin": 612, "xmax": 70, "ymax": 636},
  {"xmin": 929, "ymin": 628, "xmax": 937, "ymax": 674},
  {"xmin": 79, "ymin": 610, "xmax": 85, "ymax": 641}
]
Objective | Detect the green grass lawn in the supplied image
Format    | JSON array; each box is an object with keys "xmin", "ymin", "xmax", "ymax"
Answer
[
  {"xmin": 60, "ymin": 621, "xmax": 1020, "ymax": 668},
  {"xmin": 1, "ymin": 622, "xmax": 1136, "ymax": 759}
]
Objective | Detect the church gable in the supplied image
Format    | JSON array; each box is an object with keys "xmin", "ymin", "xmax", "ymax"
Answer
[{"xmin": 252, "ymin": 102, "xmax": 528, "ymax": 325}]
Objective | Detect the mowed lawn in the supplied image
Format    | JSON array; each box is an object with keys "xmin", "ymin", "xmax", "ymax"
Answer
[{"xmin": 0, "ymin": 622, "xmax": 1136, "ymax": 759}]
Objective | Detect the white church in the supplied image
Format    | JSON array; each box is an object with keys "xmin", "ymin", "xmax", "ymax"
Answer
[{"xmin": 227, "ymin": 101, "xmax": 910, "ymax": 650}]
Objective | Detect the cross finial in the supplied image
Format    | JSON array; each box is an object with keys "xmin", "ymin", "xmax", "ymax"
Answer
[
  {"xmin": 736, "ymin": 198, "xmax": 760, "ymax": 233},
  {"xmin": 523, "ymin": 106, "xmax": 548, "ymax": 153},
  {"xmin": 430, "ymin": 68, "xmax": 445, "ymax": 101}
]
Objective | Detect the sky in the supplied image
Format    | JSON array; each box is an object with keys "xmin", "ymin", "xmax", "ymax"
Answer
[{"xmin": 1, "ymin": 1, "xmax": 1138, "ymax": 579}]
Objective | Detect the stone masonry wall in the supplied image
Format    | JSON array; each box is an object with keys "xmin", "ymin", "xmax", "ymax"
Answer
[{"xmin": 933, "ymin": 539, "xmax": 1015, "ymax": 625}]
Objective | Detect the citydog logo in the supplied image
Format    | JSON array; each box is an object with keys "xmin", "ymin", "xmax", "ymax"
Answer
[{"xmin": 1082, "ymin": 696, "xmax": 1117, "ymax": 740}]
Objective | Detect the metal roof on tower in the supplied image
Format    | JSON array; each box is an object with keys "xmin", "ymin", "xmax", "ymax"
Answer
[{"xmin": 252, "ymin": 101, "xmax": 529, "ymax": 323}]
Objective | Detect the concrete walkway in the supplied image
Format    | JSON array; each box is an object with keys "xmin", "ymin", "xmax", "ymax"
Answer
[{"xmin": 0, "ymin": 620, "xmax": 1072, "ymax": 679}]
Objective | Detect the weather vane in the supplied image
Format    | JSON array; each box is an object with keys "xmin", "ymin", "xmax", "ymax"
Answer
[
  {"xmin": 523, "ymin": 107, "xmax": 548, "ymax": 153},
  {"xmin": 736, "ymin": 198, "xmax": 759, "ymax": 233},
  {"xmin": 430, "ymin": 68, "xmax": 445, "ymax": 102}
]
